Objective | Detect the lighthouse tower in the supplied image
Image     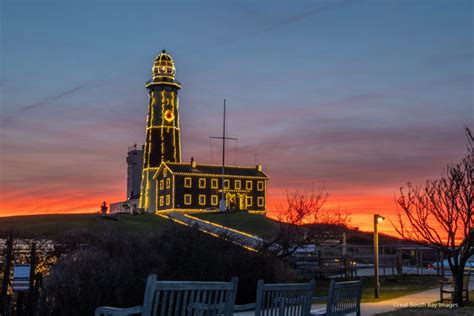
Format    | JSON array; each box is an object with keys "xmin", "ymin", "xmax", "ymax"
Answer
[{"xmin": 139, "ymin": 50, "xmax": 182, "ymax": 212}]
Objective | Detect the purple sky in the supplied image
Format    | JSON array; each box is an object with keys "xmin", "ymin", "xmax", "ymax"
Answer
[{"xmin": 1, "ymin": 0, "xmax": 472, "ymax": 232}]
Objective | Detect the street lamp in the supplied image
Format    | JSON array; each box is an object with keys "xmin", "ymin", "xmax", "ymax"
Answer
[{"xmin": 374, "ymin": 214, "xmax": 385, "ymax": 298}]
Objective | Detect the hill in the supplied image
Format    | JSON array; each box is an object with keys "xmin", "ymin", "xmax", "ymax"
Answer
[
  {"xmin": 193, "ymin": 212, "xmax": 409, "ymax": 245},
  {"xmin": 0, "ymin": 212, "xmax": 409, "ymax": 246},
  {"xmin": 192, "ymin": 212, "xmax": 280, "ymax": 240},
  {"xmin": 0, "ymin": 213, "xmax": 171, "ymax": 239}
]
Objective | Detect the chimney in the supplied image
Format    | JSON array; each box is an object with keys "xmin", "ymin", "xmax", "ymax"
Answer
[
  {"xmin": 191, "ymin": 157, "xmax": 197, "ymax": 168},
  {"xmin": 256, "ymin": 164, "xmax": 262, "ymax": 172}
]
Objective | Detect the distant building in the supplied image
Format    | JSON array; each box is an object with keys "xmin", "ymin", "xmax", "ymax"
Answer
[
  {"xmin": 110, "ymin": 145, "xmax": 143, "ymax": 214},
  {"xmin": 126, "ymin": 144, "xmax": 144, "ymax": 200},
  {"xmin": 154, "ymin": 160, "xmax": 268, "ymax": 214},
  {"xmin": 136, "ymin": 50, "xmax": 269, "ymax": 214}
]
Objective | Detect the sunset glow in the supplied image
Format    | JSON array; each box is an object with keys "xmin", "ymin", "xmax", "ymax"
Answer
[{"xmin": 1, "ymin": 0, "xmax": 472, "ymax": 239}]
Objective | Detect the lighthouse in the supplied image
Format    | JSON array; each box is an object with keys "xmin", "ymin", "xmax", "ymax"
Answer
[{"xmin": 139, "ymin": 50, "xmax": 182, "ymax": 212}]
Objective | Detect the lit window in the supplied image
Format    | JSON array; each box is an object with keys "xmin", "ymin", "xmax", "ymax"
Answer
[
  {"xmin": 211, "ymin": 179, "xmax": 218, "ymax": 189},
  {"xmin": 211, "ymin": 195, "xmax": 218, "ymax": 206},
  {"xmin": 224, "ymin": 179, "xmax": 230, "ymax": 189},
  {"xmin": 246, "ymin": 181, "xmax": 252, "ymax": 190},
  {"xmin": 257, "ymin": 197, "xmax": 264, "ymax": 207},
  {"xmin": 184, "ymin": 177, "xmax": 192, "ymax": 188},
  {"xmin": 166, "ymin": 195, "xmax": 170, "ymax": 205},
  {"xmin": 166, "ymin": 178, "xmax": 171, "ymax": 189},
  {"xmin": 257, "ymin": 181, "xmax": 264, "ymax": 191},
  {"xmin": 159, "ymin": 180, "xmax": 164, "ymax": 190},
  {"xmin": 246, "ymin": 196, "xmax": 252, "ymax": 207},
  {"xmin": 159, "ymin": 196, "xmax": 164, "ymax": 206},
  {"xmin": 199, "ymin": 178, "xmax": 206, "ymax": 188},
  {"xmin": 199, "ymin": 194, "xmax": 206, "ymax": 205},
  {"xmin": 184, "ymin": 194, "xmax": 191, "ymax": 205},
  {"xmin": 235, "ymin": 180, "xmax": 241, "ymax": 190}
]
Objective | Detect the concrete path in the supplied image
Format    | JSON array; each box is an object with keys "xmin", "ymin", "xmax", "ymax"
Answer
[
  {"xmin": 360, "ymin": 278, "xmax": 474, "ymax": 315},
  {"xmin": 233, "ymin": 288, "xmax": 444, "ymax": 315},
  {"xmin": 357, "ymin": 287, "xmax": 444, "ymax": 315},
  {"xmin": 234, "ymin": 279, "xmax": 474, "ymax": 315}
]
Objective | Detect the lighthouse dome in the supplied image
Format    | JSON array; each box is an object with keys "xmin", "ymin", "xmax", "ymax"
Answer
[{"xmin": 152, "ymin": 50, "xmax": 176, "ymax": 79}]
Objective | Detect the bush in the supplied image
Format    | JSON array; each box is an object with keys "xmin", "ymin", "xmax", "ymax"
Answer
[{"xmin": 37, "ymin": 223, "xmax": 294, "ymax": 315}]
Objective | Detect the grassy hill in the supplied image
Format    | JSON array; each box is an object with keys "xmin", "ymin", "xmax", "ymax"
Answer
[
  {"xmin": 191, "ymin": 212, "xmax": 280, "ymax": 240},
  {"xmin": 192, "ymin": 212, "xmax": 408, "ymax": 245},
  {"xmin": 0, "ymin": 212, "xmax": 281, "ymax": 240},
  {"xmin": 0, "ymin": 213, "xmax": 171, "ymax": 239},
  {"xmin": 0, "ymin": 211, "xmax": 408, "ymax": 246}
]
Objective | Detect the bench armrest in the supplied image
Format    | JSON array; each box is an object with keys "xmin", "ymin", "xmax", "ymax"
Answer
[
  {"xmin": 312, "ymin": 296, "xmax": 328, "ymax": 301},
  {"xmin": 234, "ymin": 303, "xmax": 256, "ymax": 311},
  {"xmin": 95, "ymin": 305, "xmax": 143, "ymax": 316},
  {"xmin": 439, "ymin": 280, "xmax": 453, "ymax": 288},
  {"xmin": 439, "ymin": 280, "xmax": 452, "ymax": 284}
]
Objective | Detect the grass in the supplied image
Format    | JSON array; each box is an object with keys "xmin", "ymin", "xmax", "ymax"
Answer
[
  {"xmin": 312, "ymin": 275, "xmax": 441, "ymax": 303},
  {"xmin": 192, "ymin": 211, "xmax": 280, "ymax": 240},
  {"xmin": 0, "ymin": 213, "xmax": 172, "ymax": 239},
  {"xmin": 0, "ymin": 211, "xmax": 278, "ymax": 239}
]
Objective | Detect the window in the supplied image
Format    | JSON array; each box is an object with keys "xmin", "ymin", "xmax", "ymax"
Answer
[
  {"xmin": 184, "ymin": 177, "xmax": 192, "ymax": 188},
  {"xmin": 166, "ymin": 195, "xmax": 171, "ymax": 205},
  {"xmin": 246, "ymin": 196, "xmax": 252, "ymax": 207},
  {"xmin": 257, "ymin": 181, "xmax": 264, "ymax": 191},
  {"xmin": 211, "ymin": 178, "xmax": 218, "ymax": 189},
  {"xmin": 211, "ymin": 195, "xmax": 218, "ymax": 206},
  {"xmin": 166, "ymin": 178, "xmax": 171, "ymax": 189},
  {"xmin": 199, "ymin": 178, "xmax": 206, "ymax": 188},
  {"xmin": 184, "ymin": 194, "xmax": 191, "ymax": 205},
  {"xmin": 257, "ymin": 197, "xmax": 264, "ymax": 207},
  {"xmin": 159, "ymin": 180, "xmax": 164, "ymax": 190},
  {"xmin": 224, "ymin": 179, "xmax": 230, "ymax": 189},
  {"xmin": 235, "ymin": 180, "xmax": 241, "ymax": 190},
  {"xmin": 246, "ymin": 180, "xmax": 252, "ymax": 190},
  {"xmin": 199, "ymin": 194, "xmax": 206, "ymax": 205},
  {"xmin": 159, "ymin": 196, "xmax": 164, "ymax": 206}
]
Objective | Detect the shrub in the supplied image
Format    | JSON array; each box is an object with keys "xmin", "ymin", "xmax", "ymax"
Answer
[{"xmin": 37, "ymin": 223, "xmax": 294, "ymax": 315}]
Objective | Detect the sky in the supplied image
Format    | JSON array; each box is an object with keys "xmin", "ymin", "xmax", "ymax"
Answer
[{"xmin": 1, "ymin": 0, "xmax": 473, "ymax": 234}]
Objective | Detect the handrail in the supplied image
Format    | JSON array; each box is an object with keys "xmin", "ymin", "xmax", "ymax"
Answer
[{"xmin": 233, "ymin": 303, "xmax": 256, "ymax": 311}]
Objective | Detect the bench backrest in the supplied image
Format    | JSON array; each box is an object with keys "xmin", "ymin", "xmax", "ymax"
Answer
[
  {"xmin": 142, "ymin": 275, "xmax": 238, "ymax": 316},
  {"xmin": 325, "ymin": 280, "xmax": 362, "ymax": 316},
  {"xmin": 254, "ymin": 279, "xmax": 315, "ymax": 316}
]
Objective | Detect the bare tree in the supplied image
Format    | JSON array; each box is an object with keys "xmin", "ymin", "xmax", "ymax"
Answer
[
  {"xmin": 267, "ymin": 186, "xmax": 350, "ymax": 258},
  {"xmin": 393, "ymin": 127, "xmax": 473, "ymax": 306}
]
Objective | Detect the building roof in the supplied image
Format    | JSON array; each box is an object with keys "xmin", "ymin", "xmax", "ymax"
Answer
[{"xmin": 155, "ymin": 162, "xmax": 269, "ymax": 179}]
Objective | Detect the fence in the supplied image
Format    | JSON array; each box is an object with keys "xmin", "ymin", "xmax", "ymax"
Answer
[
  {"xmin": 0, "ymin": 237, "xmax": 78, "ymax": 316},
  {"xmin": 291, "ymin": 243, "xmax": 444, "ymax": 279}
]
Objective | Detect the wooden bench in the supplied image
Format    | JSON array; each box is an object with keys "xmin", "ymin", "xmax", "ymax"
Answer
[
  {"xmin": 440, "ymin": 273, "xmax": 470, "ymax": 302},
  {"xmin": 311, "ymin": 280, "xmax": 362, "ymax": 316},
  {"xmin": 95, "ymin": 274, "xmax": 238, "ymax": 316},
  {"xmin": 254, "ymin": 279, "xmax": 315, "ymax": 316}
]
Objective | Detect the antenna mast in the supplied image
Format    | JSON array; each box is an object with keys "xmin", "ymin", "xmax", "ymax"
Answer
[
  {"xmin": 220, "ymin": 100, "xmax": 226, "ymax": 211},
  {"xmin": 209, "ymin": 100, "xmax": 238, "ymax": 212}
]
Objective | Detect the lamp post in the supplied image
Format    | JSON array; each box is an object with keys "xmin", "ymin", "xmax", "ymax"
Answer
[{"xmin": 374, "ymin": 214, "xmax": 385, "ymax": 298}]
